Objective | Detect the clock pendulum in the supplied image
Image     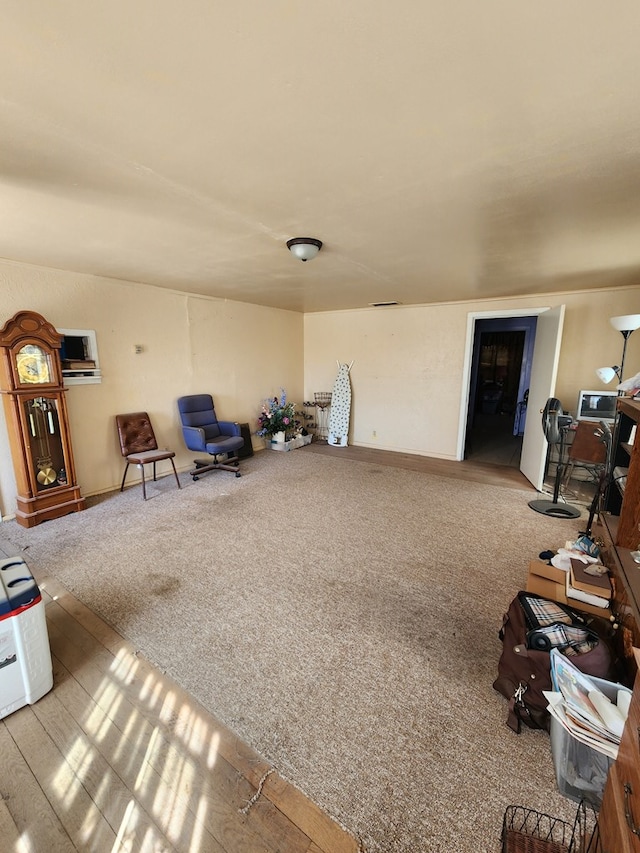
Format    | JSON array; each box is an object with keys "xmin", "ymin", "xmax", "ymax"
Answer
[{"xmin": 29, "ymin": 397, "xmax": 58, "ymax": 487}]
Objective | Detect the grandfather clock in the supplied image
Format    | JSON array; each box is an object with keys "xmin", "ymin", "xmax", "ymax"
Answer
[{"xmin": 0, "ymin": 310, "xmax": 85, "ymax": 527}]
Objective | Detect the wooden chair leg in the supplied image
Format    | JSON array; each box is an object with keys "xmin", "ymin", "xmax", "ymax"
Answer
[
  {"xmin": 120, "ymin": 462, "xmax": 130, "ymax": 492},
  {"xmin": 140, "ymin": 465, "xmax": 147, "ymax": 500}
]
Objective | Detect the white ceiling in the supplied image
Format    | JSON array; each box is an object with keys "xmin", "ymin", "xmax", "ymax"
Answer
[{"xmin": 3, "ymin": 2, "xmax": 640, "ymax": 313}]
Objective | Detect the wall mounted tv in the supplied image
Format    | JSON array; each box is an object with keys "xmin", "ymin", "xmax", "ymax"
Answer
[{"xmin": 575, "ymin": 390, "xmax": 618, "ymax": 423}]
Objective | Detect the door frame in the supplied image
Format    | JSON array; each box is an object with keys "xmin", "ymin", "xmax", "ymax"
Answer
[
  {"xmin": 466, "ymin": 316, "xmax": 537, "ymax": 443},
  {"xmin": 457, "ymin": 307, "xmax": 562, "ymax": 486}
]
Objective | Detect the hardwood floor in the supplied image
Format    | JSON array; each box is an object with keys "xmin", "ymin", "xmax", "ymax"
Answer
[
  {"xmin": 0, "ymin": 568, "xmax": 360, "ymax": 853},
  {"xmin": 304, "ymin": 439, "xmax": 533, "ymax": 488},
  {"xmin": 305, "ymin": 439, "xmax": 599, "ymax": 504}
]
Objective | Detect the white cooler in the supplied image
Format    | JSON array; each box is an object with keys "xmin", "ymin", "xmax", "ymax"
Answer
[{"xmin": 0, "ymin": 556, "xmax": 53, "ymax": 719}]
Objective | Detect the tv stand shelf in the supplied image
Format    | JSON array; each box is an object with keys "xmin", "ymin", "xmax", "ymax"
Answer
[
  {"xmin": 595, "ymin": 399, "xmax": 640, "ymax": 849},
  {"xmin": 604, "ymin": 398, "xmax": 640, "ymax": 547}
]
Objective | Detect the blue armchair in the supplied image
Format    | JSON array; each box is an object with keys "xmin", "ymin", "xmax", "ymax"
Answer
[{"xmin": 177, "ymin": 394, "xmax": 244, "ymax": 480}]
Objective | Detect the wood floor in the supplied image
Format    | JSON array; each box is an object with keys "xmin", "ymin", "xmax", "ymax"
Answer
[
  {"xmin": 306, "ymin": 438, "xmax": 599, "ymax": 504},
  {"xmin": 304, "ymin": 439, "xmax": 533, "ymax": 488},
  {"xmin": 0, "ymin": 567, "xmax": 361, "ymax": 853},
  {"xmin": 0, "ymin": 444, "xmax": 576, "ymax": 853}
]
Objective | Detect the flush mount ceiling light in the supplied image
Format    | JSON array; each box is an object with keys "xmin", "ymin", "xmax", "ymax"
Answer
[{"xmin": 286, "ymin": 237, "xmax": 322, "ymax": 262}]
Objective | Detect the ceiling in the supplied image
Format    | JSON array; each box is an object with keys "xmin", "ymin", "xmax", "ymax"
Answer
[{"xmin": 3, "ymin": 3, "xmax": 640, "ymax": 313}]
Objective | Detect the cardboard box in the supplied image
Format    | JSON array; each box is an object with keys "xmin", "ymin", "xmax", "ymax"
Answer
[
  {"xmin": 526, "ymin": 572, "xmax": 566, "ymax": 603},
  {"xmin": 529, "ymin": 559, "xmax": 567, "ymax": 584},
  {"xmin": 525, "ymin": 564, "xmax": 611, "ymax": 618}
]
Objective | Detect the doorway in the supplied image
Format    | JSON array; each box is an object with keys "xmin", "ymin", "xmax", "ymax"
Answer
[{"xmin": 465, "ymin": 317, "xmax": 537, "ymax": 467}]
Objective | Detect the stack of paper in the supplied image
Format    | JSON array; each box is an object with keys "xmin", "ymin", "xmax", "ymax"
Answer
[{"xmin": 544, "ymin": 650, "xmax": 630, "ymax": 760}]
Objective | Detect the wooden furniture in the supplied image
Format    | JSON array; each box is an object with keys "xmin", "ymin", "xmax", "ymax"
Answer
[
  {"xmin": 594, "ymin": 517, "xmax": 640, "ymax": 674},
  {"xmin": 604, "ymin": 398, "xmax": 640, "ymax": 548},
  {"xmin": 0, "ymin": 310, "xmax": 85, "ymax": 527},
  {"xmin": 593, "ymin": 518, "xmax": 640, "ymax": 850},
  {"xmin": 595, "ymin": 400, "xmax": 640, "ymax": 848},
  {"xmin": 598, "ymin": 649, "xmax": 640, "ymax": 851}
]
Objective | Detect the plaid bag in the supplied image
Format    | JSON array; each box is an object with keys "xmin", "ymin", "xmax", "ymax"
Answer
[{"xmin": 518, "ymin": 593, "xmax": 597, "ymax": 655}]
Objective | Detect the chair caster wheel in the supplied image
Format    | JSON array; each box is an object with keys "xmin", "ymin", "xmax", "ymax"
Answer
[
  {"xmin": 235, "ymin": 471, "xmax": 241, "ymax": 478},
  {"xmin": 193, "ymin": 475, "xmax": 199, "ymax": 481}
]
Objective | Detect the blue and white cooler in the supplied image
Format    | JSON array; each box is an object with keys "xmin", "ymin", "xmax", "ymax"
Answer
[{"xmin": 0, "ymin": 556, "xmax": 53, "ymax": 719}]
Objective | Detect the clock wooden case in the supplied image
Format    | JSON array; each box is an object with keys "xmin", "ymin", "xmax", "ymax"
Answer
[{"xmin": 0, "ymin": 310, "xmax": 85, "ymax": 527}]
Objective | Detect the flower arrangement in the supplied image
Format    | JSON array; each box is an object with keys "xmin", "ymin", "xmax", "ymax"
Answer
[{"xmin": 256, "ymin": 389, "xmax": 299, "ymax": 438}]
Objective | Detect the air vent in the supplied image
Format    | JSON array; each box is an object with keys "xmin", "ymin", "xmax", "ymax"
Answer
[{"xmin": 369, "ymin": 301, "xmax": 400, "ymax": 307}]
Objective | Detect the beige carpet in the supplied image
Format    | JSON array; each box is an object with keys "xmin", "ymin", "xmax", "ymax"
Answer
[{"xmin": 0, "ymin": 448, "xmax": 585, "ymax": 852}]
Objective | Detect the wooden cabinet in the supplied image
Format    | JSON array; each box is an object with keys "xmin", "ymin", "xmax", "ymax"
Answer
[
  {"xmin": 595, "ymin": 517, "xmax": 640, "ymax": 675},
  {"xmin": 600, "ymin": 765, "xmax": 640, "ymax": 852},
  {"xmin": 599, "ymin": 652, "xmax": 640, "ymax": 852},
  {"xmin": 0, "ymin": 310, "xmax": 85, "ymax": 527},
  {"xmin": 605, "ymin": 398, "xmax": 640, "ymax": 549},
  {"xmin": 596, "ymin": 401, "xmax": 640, "ymax": 846}
]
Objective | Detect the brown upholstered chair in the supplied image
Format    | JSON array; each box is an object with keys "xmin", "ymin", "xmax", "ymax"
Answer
[
  {"xmin": 563, "ymin": 420, "xmax": 608, "ymax": 487},
  {"xmin": 115, "ymin": 412, "xmax": 181, "ymax": 500}
]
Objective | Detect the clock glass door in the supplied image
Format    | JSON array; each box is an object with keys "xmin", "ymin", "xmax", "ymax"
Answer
[
  {"xmin": 24, "ymin": 397, "xmax": 66, "ymax": 490},
  {"xmin": 16, "ymin": 344, "xmax": 52, "ymax": 385}
]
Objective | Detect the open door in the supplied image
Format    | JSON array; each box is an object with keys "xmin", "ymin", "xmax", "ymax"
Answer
[{"xmin": 519, "ymin": 305, "xmax": 566, "ymax": 489}]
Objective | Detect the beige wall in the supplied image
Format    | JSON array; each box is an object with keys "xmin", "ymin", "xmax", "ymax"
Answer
[
  {"xmin": 0, "ymin": 260, "xmax": 304, "ymax": 518},
  {"xmin": 304, "ymin": 287, "xmax": 640, "ymax": 458},
  {"xmin": 1, "ymin": 256, "xmax": 638, "ymax": 519}
]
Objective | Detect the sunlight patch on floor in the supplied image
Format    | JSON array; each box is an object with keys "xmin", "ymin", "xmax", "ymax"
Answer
[{"xmin": 33, "ymin": 609, "xmax": 224, "ymax": 850}]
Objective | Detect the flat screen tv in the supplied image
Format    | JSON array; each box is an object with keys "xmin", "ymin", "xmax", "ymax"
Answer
[{"xmin": 575, "ymin": 390, "xmax": 618, "ymax": 423}]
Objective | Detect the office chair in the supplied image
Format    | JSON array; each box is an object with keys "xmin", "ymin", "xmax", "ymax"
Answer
[
  {"xmin": 177, "ymin": 394, "xmax": 244, "ymax": 480},
  {"xmin": 115, "ymin": 412, "xmax": 181, "ymax": 500}
]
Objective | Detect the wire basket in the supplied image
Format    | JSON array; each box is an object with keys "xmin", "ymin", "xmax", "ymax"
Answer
[
  {"xmin": 314, "ymin": 392, "xmax": 332, "ymax": 408},
  {"xmin": 501, "ymin": 806, "xmax": 579, "ymax": 853}
]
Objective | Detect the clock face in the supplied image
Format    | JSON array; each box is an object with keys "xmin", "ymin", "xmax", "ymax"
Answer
[{"xmin": 16, "ymin": 344, "xmax": 51, "ymax": 385}]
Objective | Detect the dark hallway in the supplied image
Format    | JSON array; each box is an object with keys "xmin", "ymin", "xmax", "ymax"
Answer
[
  {"xmin": 466, "ymin": 324, "xmax": 532, "ymax": 467},
  {"xmin": 466, "ymin": 411, "xmax": 524, "ymax": 467}
]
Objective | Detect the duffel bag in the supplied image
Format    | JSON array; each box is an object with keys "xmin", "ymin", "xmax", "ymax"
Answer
[{"xmin": 493, "ymin": 591, "xmax": 613, "ymax": 733}]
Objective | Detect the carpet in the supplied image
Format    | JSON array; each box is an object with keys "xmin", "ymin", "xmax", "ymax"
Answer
[{"xmin": 0, "ymin": 448, "xmax": 583, "ymax": 852}]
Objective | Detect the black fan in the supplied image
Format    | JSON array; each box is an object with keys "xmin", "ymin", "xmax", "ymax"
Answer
[{"xmin": 528, "ymin": 397, "xmax": 581, "ymax": 519}]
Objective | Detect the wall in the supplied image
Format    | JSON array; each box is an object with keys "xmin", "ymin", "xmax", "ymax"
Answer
[
  {"xmin": 304, "ymin": 287, "xmax": 640, "ymax": 459},
  {"xmin": 1, "ymin": 258, "xmax": 637, "ymax": 518},
  {"xmin": 0, "ymin": 260, "xmax": 304, "ymax": 518}
]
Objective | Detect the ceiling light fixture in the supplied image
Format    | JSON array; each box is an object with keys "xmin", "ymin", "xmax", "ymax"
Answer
[{"xmin": 286, "ymin": 237, "xmax": 322, "ymax": 262}]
